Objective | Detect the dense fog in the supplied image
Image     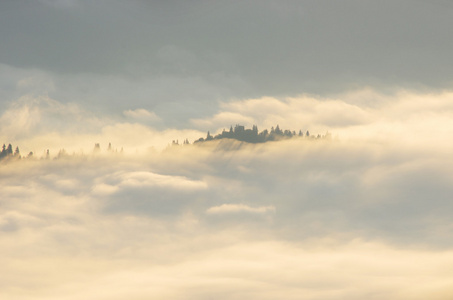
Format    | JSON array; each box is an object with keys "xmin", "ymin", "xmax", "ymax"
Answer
[{"xmin": 2, "ymin": 91, "xmax": 453, "ymax": 299}]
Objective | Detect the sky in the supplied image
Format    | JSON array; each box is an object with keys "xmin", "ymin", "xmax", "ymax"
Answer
[{"xmin": 2, "ymin": 1, "xmax": 453, "ymax": 299}]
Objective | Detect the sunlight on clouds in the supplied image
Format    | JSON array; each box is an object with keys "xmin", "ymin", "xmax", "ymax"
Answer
[
  {"xmin": 2, "ymin": 234, "xmax": 453, "ymax": 300},
  {"xmin": 206, "ymin": 204, "xmax": 275, "ymax": 214},
  {"xmin": 0, "ymin": 95, "xmax": 106, "ymax": 152},
  {"xmin": 0, "ymin": 97, "xmax": 41, "ymax": 138},
  {"xmin": 3, "ymin": 89, "xmax": 453, "ymax": 156},
  {"xmin": 191, "ymin": 111, "xmax": 255, "ymax": 130},
  {"xmin": 191, "ymin": 95, "xmax": 371, "ymax": 134},
  {"xmin": 100, "ymin": 123, "xmax": 203, "ymax": 152},
  {"xmin": 190, "ymin": 89, "xmax": 453, "ymax": 149},
  {"xmin": 113, "ymin": 171, "xmax": 208, "ymax": 190},
  {"xmin": 2, "ymin": 89, "xmax": 453, "ymax": 299},
  {"xmin": 0, "ymin": 95, "xmax": 203, "ymax": 154},
  {"xmin": 91, "ymin": 183, "xmax": 119, "ymax": 196},
  {"xmin": 123, "ymin": 108, "xmax": 160, "ymax": 121}
]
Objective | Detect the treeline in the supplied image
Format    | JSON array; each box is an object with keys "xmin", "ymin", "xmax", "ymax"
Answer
[
  {"xmin": 0, "ymin": 142, "xmax": 123, "ymax": 162},
  {"xmin": 2, "ymin": 126, "xmax": 331, "ymax": 162},
  {"xmin": 191, "ymin": 124, "xmax": 331, "ymax": 144},
  {"xmin": 0, "ymin": 142, "xmax": 59, "ymax": 162},
  {"xmin": 0, "ymin": 143, "xmax": 31, "ymax": 161}
]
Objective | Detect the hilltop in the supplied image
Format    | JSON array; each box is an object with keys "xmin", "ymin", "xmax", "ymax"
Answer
[{"xmin": 191, "ymin": 124, "xmax": 330, "ymax": 144}]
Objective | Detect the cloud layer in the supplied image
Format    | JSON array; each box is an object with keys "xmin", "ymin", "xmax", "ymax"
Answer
[
  {"xmin": 1, "ymin": 1, "xmax": 453, "ymax": 126},
  {"xmin": 2, "ymin": 89, "xmax": 453, "ymax": 298}
]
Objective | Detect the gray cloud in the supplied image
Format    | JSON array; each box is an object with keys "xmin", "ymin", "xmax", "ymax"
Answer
[{"xmin": 1, "ymin": 1, "xmax": 453, "ymax": 125}]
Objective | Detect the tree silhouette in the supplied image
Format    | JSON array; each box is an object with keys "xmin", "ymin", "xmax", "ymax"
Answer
[
  {"xmin": 206, "ymin": 131, "xmax": 213, "ymax": 141},
  {"xmin": 0, "ymin": 144, "xmax": 6, "ymax": 159},
  {"xmin": 192, "ymin": 124, "xmax": 323, "ymax": 144},
  {"xmin": 93, "ymin": 143, "xmax": 101, "ymax": 153},
  {"xmin": 7, "ymin": 144, "xmax": 13, "ymax": 155}
]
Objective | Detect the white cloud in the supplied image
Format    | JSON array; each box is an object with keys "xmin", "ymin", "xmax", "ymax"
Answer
[
  {"xmin": 113, "ymin": 171, "xmax": 208, "ymax": 191},
  {"xmin": 91, "ymin": 183, "xmax": 119, "ymax": 196},
  {"xmin": 7, "ymin": 88, "xmax": 453, "ymax": 158},
  {"xmin": 206, "ymin": 204, "xmax": 275, "ymax": 214},
  {"xmin": 191, "ymin": 111, "xmax": 255, "ymax": 131},
  {"xmin": 0, "ymin": 95, "xmax": 104, "ymax": 143},
  {"xmin": 123, "ymin": 108, "xmax": 160, "ymax": 121},
  {"xmin": 189, "ymin": 90, "xmax": 453, "ymax": 149},
  {"xmin": 2, "ymin": 89, "xmax": 453, "ymax": 299}
]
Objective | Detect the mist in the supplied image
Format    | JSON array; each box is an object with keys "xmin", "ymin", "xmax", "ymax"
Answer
[{"xmin": 2, "ymin": 90, "xmax": 453, "ymax": 299}]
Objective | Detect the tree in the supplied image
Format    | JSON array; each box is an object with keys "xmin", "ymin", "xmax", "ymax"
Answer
[
  {"xmin": 14, "ymin": 146, "xmax": 20, "ymax": 156},
  {"xmin": 0, "ymin": 144, "xmax": 5, "ymax": 159},
  {"xmin": 206, "ymin": 131, "xmax": 213, "ymax": 141},
  {"xmin": 93, "ymin": 143, "xmax": 101, "ymax": 153},
  {"xmin": 6, "ymin": 144, "xmax": 13, "ymax": 155},
  {"xmin": 57, "ymin": 149, "xmax": 68, "ymax": 158},
  {"xmin": 189, "ymin": 125, "xmax": 325, "ymax": 145}
]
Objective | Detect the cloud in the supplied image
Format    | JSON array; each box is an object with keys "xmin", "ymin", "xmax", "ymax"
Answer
[
  {"xmin": 0, "ymin": 95, "xmax": 206, "ymax": 154},
  {"xmin": 3, "ymin": 88, "xmax": 453, "ymax": 159},
  {"xmin": 191, "ymin": 111, "xmax": 254, "ymax": 131},
  {"xmin": 0, "ymin": 94, "xmax": 105, "ymax": 141},
  {"xmin": 91, "ymin": 183, "xmax": 119, "ymax": 196},
  {"xmin": 37, "ymin": 0, "xmax": 78, "ymax": 9},
  {"xmin": 110, "ymin": 171, "xmax": 208, "ymax": 191},
  {"xmin": 2, "ymin": 1, "xmax": 453, "ymax": 97},
  {"xmin": 189, "ymin": 89, "xmax": 453, "ymax": 148},
  {"xmin": 123, "ymin": 108, "xmax": 160, "ymax": 122},
  {"xmin": 206, "ymin": 204, "xmax": 275, "ymax": 215},
  {"xmin": 2, "ymin": 89, "xmax": 453, "ymax": 298},
  {"xmin": 190, "ymin": 94, "xmax": 373, "ymax": 135}
]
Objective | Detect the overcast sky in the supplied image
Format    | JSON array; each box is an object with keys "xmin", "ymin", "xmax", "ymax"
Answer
[{"xmin": 1, "ymin": 0, "xmax": 453, "ymax": 128}]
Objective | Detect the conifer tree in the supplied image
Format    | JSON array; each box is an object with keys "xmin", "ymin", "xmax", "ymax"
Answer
[
  {"xmin": 7, "ymin": 144, "xmax": 13, "ymax": 155},
  {"xmin": 0, "ymin": 144, "xmax": 5, "ymax": 159},
  {"xmin": 206, "ymin": 131, "xmax": 213, "ymax": 140}
]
